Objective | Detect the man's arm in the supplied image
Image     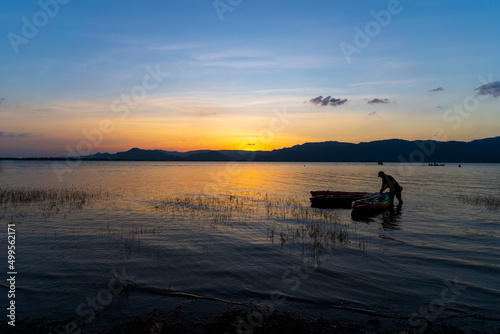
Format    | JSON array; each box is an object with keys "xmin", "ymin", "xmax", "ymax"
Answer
[{"xmin": 380, "ymin": 179, "xmax": 387, "ymax": 193}]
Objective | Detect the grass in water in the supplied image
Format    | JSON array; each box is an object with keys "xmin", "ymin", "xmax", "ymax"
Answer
[
  {"xmin": 0, "ymin": 186, "xmax": 113, "ymax": 218},
  {"xmin": 153, "ymin": 193, "xmax": 256, "ymax": 226},
  {"xmin": 152, "ymin": 192, "xmax": 351, "ymax": 261},
  {"xmin": 0, "ymin": 187, "xmax": 111, "ymax": 205},
  {"xmin": 458, "ymin": 194, "xmax": 500, "ymax": 211}
]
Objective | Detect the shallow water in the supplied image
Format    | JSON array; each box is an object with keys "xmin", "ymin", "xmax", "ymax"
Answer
[{"xmin": 0, "ymin": 161, "xmax": 499, "ymax": 331}]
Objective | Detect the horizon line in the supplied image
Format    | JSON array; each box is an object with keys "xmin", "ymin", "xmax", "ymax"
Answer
[{"xmin": 1, "ymin": 135, "xmax": 499, "ymax": 159}]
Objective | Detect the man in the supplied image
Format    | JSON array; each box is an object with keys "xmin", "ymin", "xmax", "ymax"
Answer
[{"xmin": 378, "ymin": 171, "xmax": 403, "ymax": 205}]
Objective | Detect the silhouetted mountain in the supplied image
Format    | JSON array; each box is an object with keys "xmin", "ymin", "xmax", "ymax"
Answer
[
  {"xmin": 185, "ymin": 151, "xmax": 230, "ymax": 161},
  {"xmin": 254, "ymin": 137, "xmax": 500, "ymax": 162},
  {"xmin": 217, "ymin": 150, "xmax": 257, "ymax": 161},
  {"xmin": 254, "ymin": 139, "xmax": 417, "ymax": 162},
  {"xmin": 88, "ymin": 148, "xmax": 179, "ymax": 161},
  {"xmin": 87, "ymin": 149, "xmax": 236, "ymax": 161},
  {"xmin": 79, "ymin": 136, "xmax": 500, "ymax": 162},
  {"xmin": 160, "ymin": 150, "xmax": 212, "ymax": 157},
  {"xmin": 85, "ymin": 148, "xmax": 253, "ymax": 161}
]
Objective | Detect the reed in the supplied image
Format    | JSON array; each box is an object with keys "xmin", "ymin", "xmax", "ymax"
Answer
[
  {"xmin": 153, "ymin": 193, "xmax": 256, "ymax": 224},
  {"xmin": 0, "ymin": 186, "xmax": 113, "ymax": 219},
  {"xmin": 0, "ymin": 186, "xmax": 111, "ymax": 205},
  {"xmin": 153, "ymin": 192, "xmax": 350, "ymax": 261},
  {"xmin": 458, "ymin": 194, "xmax": 500, "ymax": 210},
  {"xmin": 262, "ymin": 194, "xmax": 349, "ymax": 247},
  {"xmin": 99, "ymin": 221, "xmax": 169, "ymax": 261}
]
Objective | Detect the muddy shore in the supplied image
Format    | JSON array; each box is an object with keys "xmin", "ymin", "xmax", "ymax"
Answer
[{"xmin": 3, "ymin": 305, "xmax": 493, "ymax": 334}]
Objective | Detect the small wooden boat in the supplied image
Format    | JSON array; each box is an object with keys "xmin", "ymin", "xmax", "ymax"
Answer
[
  {"xmin": 351, "ymin": 193, "xmax": 390, "ymax": 211},
  {"xmin": 310, "ymin": 191, "xmax": 374, "ymax": 208}
]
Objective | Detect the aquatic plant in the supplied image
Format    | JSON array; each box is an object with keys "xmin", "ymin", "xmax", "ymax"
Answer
[
  {"xmin": 0, "ymin": 186, "xmax": 111, "ymax": 205},
  {"xmin": 261, "ymin": 195, "xmax": 350, "ymax": 249},
  {"xmin": 457, "ymin": 194, "xmax": 500, "ymax": 210},
  {"xmin": 153, "ymin": 193, "xmax": 256, "ymax": 225},
  {"xmin": 0, "ymin": 186, "xmax": 113, "ymax": 220},
  {"xmin": 99, "ymin": 222, "xmax": 169, "ymax": 261},
  {"xmin": 152, "ymin": 192, "xmax": 351, "ymax": 262}
]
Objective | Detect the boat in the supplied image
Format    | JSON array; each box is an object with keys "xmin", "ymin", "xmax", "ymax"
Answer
[
  {"xmin": 428, "ymin": 162, "xmax": 445, "ymax": 166},
  {"xmin": 351, "ymin": 193, "xmax": 391, "ymax": 211},
  {"xmin": 310, "ymin": 191, "xmax": 374, "ymax": 208}
]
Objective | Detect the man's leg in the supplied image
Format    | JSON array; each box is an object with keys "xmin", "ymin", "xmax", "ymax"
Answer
[
  {"xmin": 396, "ymin": 187, "xmax": 403, "ymax": 204},
  {"xmin": 389, "ymin": 192, "xmax": 395, "ymax": 205}
]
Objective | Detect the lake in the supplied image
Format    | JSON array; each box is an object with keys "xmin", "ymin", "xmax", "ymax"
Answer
[{"xmin": 0, "ymin": 160, "xmax": 499, "ymax": 333}]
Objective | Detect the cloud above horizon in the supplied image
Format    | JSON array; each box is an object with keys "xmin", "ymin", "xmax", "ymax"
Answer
[
  {"xmin": 429, "ymin": 87, "xmax": 444, "ymax": 93},
  {"xmin": 0, "ymin": 131, "xmax": 28, "ymax": 138},
  {"xmin": 309, "ymin": 96, "xmax": 348, "ymax": 107},
  {"xmin": 475, "ymin": 81, "xmax": 500, "ymax": 98},
  {"xmin": 367, "ymin": 98, "xmax": 390, "ymax": 105}
]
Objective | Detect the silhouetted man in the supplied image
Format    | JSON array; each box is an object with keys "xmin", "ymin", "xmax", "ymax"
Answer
[{"xmin": 378, "ymin": 171, "xmax": 403, "ymax": 205}]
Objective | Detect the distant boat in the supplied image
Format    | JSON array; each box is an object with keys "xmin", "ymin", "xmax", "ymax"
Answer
[
  {"xmin": 377, "ymin": 161, "xmax": 383, "ymax": 165},
  {"xmin": 310, "ymin": 191, "xmax": 374, "ymax": 208},
  {"xmin": 428, "ymin": 162, "xmax": 445, "ymax": 166}
]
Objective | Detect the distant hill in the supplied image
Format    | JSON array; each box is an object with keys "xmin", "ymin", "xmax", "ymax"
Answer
[
  {"xmin": 76, "ymin": 136, "xmax": 500, "ymax": 163},
  {"xmin": 159, "ymin": 150, "xmax": 212, "ymax": 158},
  {"xmin": 85, "ymin": 148, "xmax": 232, "ymax": 161},
  {"xmin": 184, "ymin": 151, "xmax": 231, "ymax": 161},
  {"xmin": 253, "ymin": 137, "xmax": 500, "ymax": 162},
  {"xmin": 88, "ymin": 148, "xmax": 180, "ymax": 161}
]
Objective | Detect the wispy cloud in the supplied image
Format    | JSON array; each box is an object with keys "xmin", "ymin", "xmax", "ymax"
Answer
[
  {"xmin": 475, "ymin": 81, "xmax": 500, "ymax": 98},
  {"xmin": 367, "ymin": 98, "xmax": 390, "ymax": 104},
  {"xmin": 196, "ymin": 111, "xmax": 217, "ymax": 117},
  {"xmin": 309, "ymin": 96, "xmax": 348, "ymax": 107},
  {"xmin": 276, "ymin": 55, "xmax": 337, "ymax": 69},
  {"xmin": 200, "ymin": 60, "xmax": 276, "ymax": 68},
  {"xmin": 151, "ymin": 42, "xmax": 207, "ymax": 52},
  {"xmin": 0, "ymin": 131, "xmax": 29, "ymax": 138},
  {"xmin": 350, "ymin": 80, "xmax": 418, "ymax": 88},
  {"xmin": 191, "ymin": 48, "xmax": 268, "ymax": 61},
  {"xmin": 190, "ymin": 47, "xmax": 336, "ymax": 70},
  {"xmin": 190, "ymin": 47, "xmax": 273, "ymax": 69},
  {"xmin": 370, "ymin": 58, "xmax": 412, "ymax": 70},
  {"xmin": 429, "ymin": 87, "xmax": 444, "ymax": 92}
]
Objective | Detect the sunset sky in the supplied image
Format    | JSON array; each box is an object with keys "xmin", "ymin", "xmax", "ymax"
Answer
[{"xmin": 1, "ymin": 0, "xmax": 499, "ymax": 157}]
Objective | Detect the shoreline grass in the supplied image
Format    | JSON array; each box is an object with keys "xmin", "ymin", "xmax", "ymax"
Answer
[{"xmin": 1, "ymin": 305, "xmax": 474, "ymax": 334}]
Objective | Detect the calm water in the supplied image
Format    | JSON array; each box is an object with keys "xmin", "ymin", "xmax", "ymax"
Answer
[{"xmin": 1, "ymin": 161, "xmax": 499, "ymax": 331}]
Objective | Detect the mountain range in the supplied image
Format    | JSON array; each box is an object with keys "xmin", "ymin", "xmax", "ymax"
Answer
[{"xmin": 81, "ymin": 136, "xmax": 500, "ymax": 163}]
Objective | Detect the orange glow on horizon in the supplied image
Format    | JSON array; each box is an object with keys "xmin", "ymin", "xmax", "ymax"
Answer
[{"xmin": 3, "ymin": 97, "xmax": 500, "ymax": 158}]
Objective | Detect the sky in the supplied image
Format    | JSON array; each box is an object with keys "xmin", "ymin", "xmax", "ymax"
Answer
[{"xmin": 0, "ymin": 0, "xmax": 499, "ymax": 157}]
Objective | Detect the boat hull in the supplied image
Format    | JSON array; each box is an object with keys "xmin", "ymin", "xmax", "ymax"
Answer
[{"xmin": 310, "ymin": 191, "xmax": 374, "ymax": 208}]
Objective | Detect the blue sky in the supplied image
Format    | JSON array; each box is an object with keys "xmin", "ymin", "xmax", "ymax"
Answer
[{"xmin": 1, "ymin": 0, "xmax": 499, "ymax": 157}]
